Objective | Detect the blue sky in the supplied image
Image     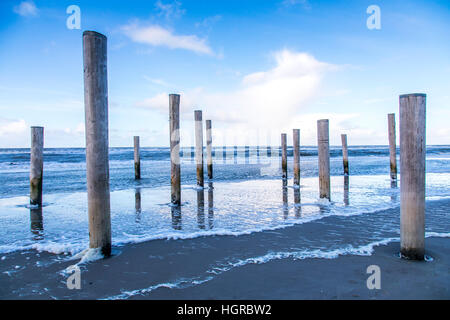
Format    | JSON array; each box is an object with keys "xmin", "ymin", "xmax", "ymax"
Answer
[{"xmin": 0, "ymin": 0, "xmax": 449, "ymax": 147}]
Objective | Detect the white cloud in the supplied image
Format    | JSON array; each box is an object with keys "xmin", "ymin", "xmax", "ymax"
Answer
[
  {"xmin": 0, "ymin": 119, "xmax": 27, "ymax": 136},
  {"xmin": 13, "ymin": 1, "xmax": 38, "ymax": 17},
  {"xmin": 195, "ymin": 15, "xmax": 222, "ymax": 29},
  {"xmin": 281, "ymin": 0, "xmax": 311, "ymax": 9},
  {"xmin": 155, "ymin": 0, "xmax": 185, "ymax": 20},
  {"xmin": 135, "ymin": 49, "xmax": 342, "ymax": 144},
  {"xmin": 122, "ymin": 23, "xmax": 214, "ymax": 55}
]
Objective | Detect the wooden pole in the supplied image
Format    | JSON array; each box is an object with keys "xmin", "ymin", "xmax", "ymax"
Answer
[
  {"xmin": 83, "ymin": 31, "xmax": 111, "ymax": 256},
  {"xmin": 206, "ymin": 120, "xmax": 213, "ymax": 180},
  {"xmin": 293, "ymin": 129, "xmax": 300, "ymax": 186},
  {"xmin": 341, "ymin": 134, "xmax": 349, "ymax": 175},
  {"xmin": 388, "ymin": 113, "xmax": 397, "ymax": 180},
  {"xmin": 344, "ymin": 175, "xmax": 349, "ymax": 206},
  {"xmin": 195, "ymin": 110, "xmax": 204, "ymax": 187},
  {"xmin": 317, "ymin": 120, "xmax": 330, "ymax": 200},
  {"xmin": 134, "ymin": 136, "xmax": 141, "ymax": 179},
  {"xmin": 30, "ymin": 126, "xmax": 44, "ymax": 207},
  {"xmin": 169, "ymin": 94, "xmax": 181, "ymax": 205},
  {"xmin": 400, "ymin": 93, "xmax": 426, "ymax": 260},
  {"xmin": 245, "ymin": 145, "xmax": 249, "ymax": 163},
  {"xmin": 281, "ymin": 133, "xmax": 287, "ymax": 179}
]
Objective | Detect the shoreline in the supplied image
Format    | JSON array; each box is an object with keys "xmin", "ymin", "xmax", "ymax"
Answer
[{"xmin": 1, "ymin": 231, "xmax": 448, "ymax": 299}]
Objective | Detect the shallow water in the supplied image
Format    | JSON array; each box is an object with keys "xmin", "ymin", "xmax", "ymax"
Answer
[{"xmin": 0, "ymin": 146, "xmax": 449, "ymax": 256}]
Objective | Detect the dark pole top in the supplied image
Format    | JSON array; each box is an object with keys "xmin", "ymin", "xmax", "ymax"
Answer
[
  {"xmin": 83, "ymin": 30, "xmax": 107, "ymax": 40},
  {"xmin": 399, "ymin": 93, "xmax": 426, "ymax": 98}
]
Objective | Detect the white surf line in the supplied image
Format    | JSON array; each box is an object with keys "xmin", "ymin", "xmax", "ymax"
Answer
[
  {"xmin": 103, "ymin": 232, "xmax": 450, "ymax": 300},
  {"xmin": 102, "ymin": 237, "xmax": 396, "ymax": 300}
]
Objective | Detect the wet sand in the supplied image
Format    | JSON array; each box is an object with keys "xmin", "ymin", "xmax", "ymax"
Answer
[{"xmin": 0, "ymin": 232, "xmax": 448, "ymax": 299}]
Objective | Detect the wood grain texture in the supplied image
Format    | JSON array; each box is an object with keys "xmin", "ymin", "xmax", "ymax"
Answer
[
  {"xmin": 83, "ymin": 31, "xmax": 111, "ymax": 256},
  {"xmin": 169, "ymin": 94, "xmax": 181, "ymax": 205},
  {"xmin": 30, "ymin": 126, "xmax": 44, "ymax": 206},
  {"xmin": 400, "ymin": 94, "xmax": 426, "ymax": 260},
  {"xmin": 317, "ymin": 120, "xmax": 330, "ymax": 200},
  {"xmin": 293, "ymin": 129, "xmax": 300, "ymax": 186},
  {"xmin": 194, "ymin": 110, "xmax": 204, "ymax": 187},
  {"xmin": 388, "ymin": 113, "xmax": 397, "ymax": 180}
]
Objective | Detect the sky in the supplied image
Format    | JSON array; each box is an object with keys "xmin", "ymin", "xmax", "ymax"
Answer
[{"xmin": 0, "ymin": 0, "xmax": 449, "ymax": 147}]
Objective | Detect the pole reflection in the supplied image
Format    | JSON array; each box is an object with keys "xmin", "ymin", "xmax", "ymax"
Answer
[
  {"xmin": 344, "ymin": 175, "xmax": 349, "ymax": 206},
  {"xmin": 294, "ymin": 187, "xmax": 301, "ymax": 218},
  {"xmin": 390, "ymin": 179, "xmax": 398, "ymax": 202},
  {"xmin": 171, "ymin": 205, "xmax": 182, "ymax": 230},
  {"xmin": 208, "ymin": 182, "xmax": 214, "ymax": 229},
  {"xmin": 197, "ymin": 189, "xmax": 205, "ymax": 229},
  {"xmin": 135, "ymin": 187, "xmax": 142, "ymax": 223},
  {"xmin": 282, "ymin": 182, "xmax": 288, "ymax": 220},
  {"xmin": 30, "ymin": 207, "xmax": 44, "ymax": 240}
]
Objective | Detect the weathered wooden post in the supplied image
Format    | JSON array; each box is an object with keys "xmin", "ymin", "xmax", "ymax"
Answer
[
  {"xmin": 206, "ymin": 120, "xmax": 213, "ymax": 180},
  {"xmin": 341, "ymin": 134, "xmax": 349, "ymax": 175},
  {"xmin": 134, "ymin": 136, "xmax": 141, "ymax": 179},
  {"xmin": 317, "ymin": 120, "xmax": 330, "ymax": 200},
  {"xmin": 169, "ymin": 94, "xmax": 181, "ymax": 205},
  {"xmin": 400, "ymin": 93, "xmax": 426, "ymax": 260},
  {"xmin": 388, "ymin": 113, "xmax": 397, "ymax": 180},
  {"xmin": 281, "ymin": 133, "xmax": 287, "ymax": 179},
  {"xmin": 293, "ymin": 129, "xmax": 300, "ymax": 186},
  {"xmin": 222, "ymin": 145, "xmax": 227, "ymax": 163},
  {"xmin": 30, "ymin": 126, "xmax": 44, "ymax": 207},
  {"xmin": 245, "ymin": 145, "xmax": 249, "ymax": 164},
  {"xmin": 83, "ymin": 31, "xmax": 111, "ymax": 256},
  {"xmin": 194, "ymin": 110, "xmax": 204, "ymax": 187}
]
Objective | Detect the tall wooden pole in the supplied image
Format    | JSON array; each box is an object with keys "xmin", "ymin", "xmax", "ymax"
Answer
[
  {"xmin": 281, "ymin": 133, "xmax": 287, "ymax": 179},
  {"xmin": 83, "ymin": 31, "xmax": 111, "ymax": 256},
  {"xmin": 134, "ymin": 136, "xmax": 141, "ymax": 180},
  {"xmin": 293, "ymin": 129, "xmax": 300, "ymax": 186},
  {"xmin": 317, "ymin": 120, "xmax": 330, "ymax": 200},
  {"xmin": 169, "ymin": 94, "xmax": 181, "ymax": 205},
  {"xmin": 30, "ymin": 126, "xmax": 44, "ymax": 206},
  {"xmin": 206, "ymin": 120, "xmax": 213, "ymax": 180},
  {"xmin": 195, "ymin": 110, "xmax": 204, "ymax": 187},
  {"xmin": 388, "ymin": 113, "xmax": 397, "ymax": 180},
  {"xmin": 400, "ymin": 93, "xmax": 426, "ymax": 260},
  {"xmin": 341, "ymin": 134, "xmax": 349, "ymax": 175}
]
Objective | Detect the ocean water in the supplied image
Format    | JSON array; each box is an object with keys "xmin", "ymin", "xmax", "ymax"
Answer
[
  {"xmin": 0, "ymin": 145, "xmax": 449, "ymax": 298},
  {"xmin": 0, "ymin": 145, "xmax": 449, "ymax": 254}
]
